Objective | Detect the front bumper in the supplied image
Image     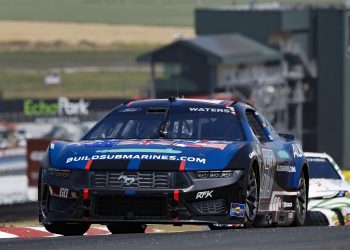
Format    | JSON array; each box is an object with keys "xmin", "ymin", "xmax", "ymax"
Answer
[{"xmin": 39, "ymin": 169, "xmax": 247, "ymax": 225}]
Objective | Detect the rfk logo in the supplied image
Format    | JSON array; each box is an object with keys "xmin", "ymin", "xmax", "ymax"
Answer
[{"xmin": 195, "ymin": 190, "xmax": 213, "ymax": 199}]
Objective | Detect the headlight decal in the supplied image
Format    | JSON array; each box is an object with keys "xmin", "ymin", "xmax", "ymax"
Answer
[{"xmin": 195, "ymin": 170, "xmax": 243, "ymax": 179}]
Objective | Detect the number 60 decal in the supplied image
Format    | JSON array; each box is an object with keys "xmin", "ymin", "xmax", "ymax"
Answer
[{"xmin": 260, "ymin": 149, "xmax": 276, "ymax": 198}]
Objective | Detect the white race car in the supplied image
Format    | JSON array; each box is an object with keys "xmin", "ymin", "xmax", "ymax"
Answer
[{"xmin": 306, "ymin": 152, "xmax": 350, "ymax": 226}]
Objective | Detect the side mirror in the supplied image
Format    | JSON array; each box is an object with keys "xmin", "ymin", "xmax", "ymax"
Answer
[{"xmin": 279, "ymin": 133, "xmax": 295, "ymax": 141}]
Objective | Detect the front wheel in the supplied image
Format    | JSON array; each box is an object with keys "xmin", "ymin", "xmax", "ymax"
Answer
[
  {"xmin": 44, "ymin": 222, "xmax": 90, "ymax": 236},
  {"xmin": 107, "ymin": 223, "xmax": 146, "ymax": 234},
  {"xmin": 292, "ymin": 171, "xmax": 307, "ymax": 226},
  {"xmin": 244, "ymin": 166, "xmax": 259, "ymax": 227}
]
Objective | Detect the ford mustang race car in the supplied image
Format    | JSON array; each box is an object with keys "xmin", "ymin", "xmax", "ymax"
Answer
[
  {"xmin": 306, "ymin": 152, "xmax": 350, "ymax": 226},
  {"xmin": 39, "ymin": 98, "xmax": 309, "ymax": 235}
]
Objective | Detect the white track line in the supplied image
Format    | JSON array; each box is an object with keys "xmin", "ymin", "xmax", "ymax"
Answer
[{"xmin": 0, "ymin": 231, "xmax": 18, "ymax": 238}]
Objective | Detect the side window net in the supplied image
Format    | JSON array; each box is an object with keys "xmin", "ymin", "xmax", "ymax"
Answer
[{"xmin": 246, "ymin": 111, "xmax": 268, "ymax": 142}]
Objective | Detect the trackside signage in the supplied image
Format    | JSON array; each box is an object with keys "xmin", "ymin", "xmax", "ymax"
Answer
[
  {"xmin": 0, "ymin": 98, "xmax": 126, "ymax": 122},
  {"xmin": 24, "ymin": 97, "xmax": 90, "ymax": 116}
]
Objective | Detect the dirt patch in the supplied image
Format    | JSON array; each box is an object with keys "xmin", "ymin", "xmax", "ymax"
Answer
[{"xmin": 0, "ymin": 20, "xmax": 194, "ymax": 46}]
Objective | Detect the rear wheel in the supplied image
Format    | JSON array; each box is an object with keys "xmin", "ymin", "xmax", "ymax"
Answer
[
  {"xmin": 107, "ymin": 223, "xmax": 146, "ymax": 234},
  {"xmin": 305, "ymin": 211, "xmax": 329, "ymax": 226},
  {"xmin": 244, "ymin": 166, "xmax": 259, "ymax": 227},
  {"xmin": 44, "ymin": 222, "xmax": 90, "ymax": 236},
  {"xmin": 292, "ymin": 171, "xmax": 307, "ymax": 226}
]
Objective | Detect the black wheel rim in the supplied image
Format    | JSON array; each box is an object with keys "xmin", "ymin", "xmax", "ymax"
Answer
[
  {"xmin": 296, "ymin": 173, "xmax": 307, "ymax": 222},
  {"xmin": 245, "ymin": 168, "xmax": 258, "ymax": 223}
]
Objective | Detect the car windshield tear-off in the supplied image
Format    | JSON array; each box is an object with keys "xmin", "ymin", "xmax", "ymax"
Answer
[{"xmin": 158, "ymin": 97, "xmax": 176, "ymax": 138}]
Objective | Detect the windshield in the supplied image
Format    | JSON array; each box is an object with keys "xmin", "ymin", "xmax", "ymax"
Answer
[
  {"xmin": 84, "ymin": 106, "xmax": 244, "ymax": 141},
  {"xmin": 307, "ymin": 157, "xmax": 341, "ymax": 179}
]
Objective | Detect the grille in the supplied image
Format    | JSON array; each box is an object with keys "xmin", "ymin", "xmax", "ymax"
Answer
[
  {"xmin": 191, "ymin": 199, "xmax": 228, "ymax": 215},
  {"xmin": 96, "ymin": 196, "xmax": 166, "ymax": 217},
  {"xmin": 91, "ymin": 171, "xmax": 170, "ymax": 189}
]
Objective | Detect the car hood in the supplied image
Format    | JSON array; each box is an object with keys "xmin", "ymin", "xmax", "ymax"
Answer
[
  {"xmin": 309, "ymin": 178, "xmax": 350, "ymax": 199},
  {"xmin": 49, "ymin": 139, "xmax": 247, "ymax": 171}
]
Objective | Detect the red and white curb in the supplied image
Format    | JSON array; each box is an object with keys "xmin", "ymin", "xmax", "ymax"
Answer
[{"xmin": 0, "ymin": 226, "xmax": 163, "ymax": 238}]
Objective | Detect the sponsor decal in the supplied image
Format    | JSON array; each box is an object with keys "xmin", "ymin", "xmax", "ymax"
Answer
[
  {"xmin": 230, "ymin": 203, "xmax": 245, "ymax": 217},
  {"xmin": 277, "ymin": 150, "xmax": 289, "ymax": 159},
  {"xmin": 118, "ymin": 175, "xmax": 136, "ymax": 185},
  {"xmin": 189, "ymin": 107, "xmax": 231, "ymax": 113},
  {"xmin": 270, "ymin": 196, "xmax": 282, "ymax": 211},
  {"xmin": 119, "ymin": 108, "xmax": 142, "ymax": 112},
  {"xmin": 283, "ymin": 202, "xmax": 293, "ymax": 208},
  {"xmin": 24, "ymin": 97, "xmax": 90, "ymax": 116},
  {"xmin": 66, "ymin": 154, "xmax": 206, "ymax": 164},
  {"xmin": 288, "ymin": 212, "xmax": 294, "ymax": 220},
  {"xmin": 276, "ymin": 165, "xmax": 296, "ymax": 173},
  {"xmin": 249, "ymin": 151, "xmax": 257, "ymax": 159},
  {"xmin": 260, "ymin": 149, "xmax": 276, "ymax": 198},
  {"xmin": 59, "ymin": 188, "xmax": 69, "ymax": 198},
  {"xmin": 269, "ymin": 191, "xmax": 298, "ymax": 211},
  {"xmin": 292, "ymin": 143, "xmax": 304, "ymax": 158},
  {"xmin": 307, "ymin": 158, "xmax": 327, "ymax": 162},
  {"xmin": 50, "ymin": 143, "xmax": 55, "ymax": 149},
  {"xmin": 195, "ymin": 190, "xmax": 213, "ymax": 199}
]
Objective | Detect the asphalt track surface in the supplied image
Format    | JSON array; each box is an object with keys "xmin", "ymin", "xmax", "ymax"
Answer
[{"xmin": 0, "ymin": 226, "xmax": 349, "ymax": 250}]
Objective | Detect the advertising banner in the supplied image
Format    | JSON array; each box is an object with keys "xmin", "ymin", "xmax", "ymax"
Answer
[
  {"xmin": 26, "ymin": 139, "xmax": 50, "ymax": 187},
  {"xmin": 0, "ymin": 97, "xmax": 126, "ymax": 122}
]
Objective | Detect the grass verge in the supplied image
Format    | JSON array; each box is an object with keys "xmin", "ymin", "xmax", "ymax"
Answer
[{"xmin": 0, "ymin": 71, "xmax": 150, "ymax": 99}]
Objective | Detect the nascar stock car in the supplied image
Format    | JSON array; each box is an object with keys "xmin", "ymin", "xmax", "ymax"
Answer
[
  {"xmin": 306, "ymin": 152, "xmax": 350, "ymax": 226},
  {"xmin": 38, "ymin": 98, "xmax": 309, "ymax": 235}
]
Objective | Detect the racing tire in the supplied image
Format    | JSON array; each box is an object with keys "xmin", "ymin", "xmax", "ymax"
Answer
[
  {"xmin": 304, "ymin": 211, "xmax": 329, "ymax": 226},
  {"xmin": 107, "ymin": 223, "xmax": 146, "ymax": 234},
  {"xmin": 292, "ymin": 171, "xmax": 307, "ymax": 226},
  {"xmin": 244, "ymin": 166, "xmax": 259, "ymax": 228},
  {"xmin": 44, "ymin": 222, "xmax": 91, "ymax": 236}
]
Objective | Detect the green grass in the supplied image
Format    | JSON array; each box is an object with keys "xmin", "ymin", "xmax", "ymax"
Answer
[
  {"xmin": 0, "ymin": 71, "xmax": 150, "ymax": 99},
  {"xmin": 0, "ymin": 46, "xmax": 154, "ymax": 70},
  {"xmin": 0, "ymin": 0, "xmax": 342, "ymax": 27}
]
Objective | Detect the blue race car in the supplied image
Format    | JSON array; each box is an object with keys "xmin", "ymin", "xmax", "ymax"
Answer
[{"xmin": 39, "ymin": 98, "xmax": 309, "ymax": 235}]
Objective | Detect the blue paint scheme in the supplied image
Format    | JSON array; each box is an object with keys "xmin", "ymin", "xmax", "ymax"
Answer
[
  {"xmin": 48, "ymin": 99, "xmax": 307, "ymax": 191},
  {"xmin": 49, "ymin": 139, "xmax": 246, "ymax": 171},
  {"xmin": 128, "ymin": 158, "xmax": 141, "ymax": 171},
  {"xmin": 40, "ymin": 99, "xmax": 309, "ymax": 227},
  {"xmin": 124, "ymin": 189, "xmax": 136, "ymax": 196}
]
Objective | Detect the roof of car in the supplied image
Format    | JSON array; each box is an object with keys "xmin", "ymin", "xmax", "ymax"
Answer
[
  {"xmin": 124, "ymin": 98, "xmax": 235, "ymax": 107},
  {"xmin": 124, "ymin": 98, "xmax": 257, "ymax": 110}
]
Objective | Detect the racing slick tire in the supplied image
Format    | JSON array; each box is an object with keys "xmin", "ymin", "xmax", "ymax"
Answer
[
  {"xmin": 209, "ymin": 165, "xmax": 259, "ymax": 230},
  {"xmin": 292, "ymin": 171, "xmax": 307, "ymax": 226},
  {"xmin": 304, "ymin": 211, "xmax": 329, "ymax": 226},
  {"xmin": 244, "ymin": 165, "xmax": 259, "ymax": 228},
  {"xmin": 107, "ymin": 223, "xmax": 146, "ymax": 234},
  {"xmin": 44, "ymin": 222, "xmax": 91, "ymax": 236}
]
